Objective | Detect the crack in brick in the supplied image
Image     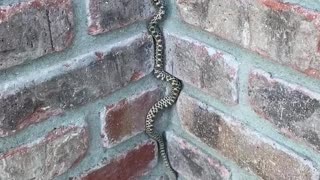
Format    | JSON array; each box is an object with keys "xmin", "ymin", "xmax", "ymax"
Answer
[{"xmin": 45, "ymin": 9, "xmax": 54, "ymax": 51}]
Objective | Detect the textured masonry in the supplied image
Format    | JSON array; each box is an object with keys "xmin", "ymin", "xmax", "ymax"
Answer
[
  {"xmin": 176, "ymin": 0, "xmax": 320, "ymax": 79},
  {"xmin": 101, "ymin": 87, "xmax": 162, "ymax": 148},
  {"xmin": 1, "ymin": 0, "xmax": 320, "ymax": 179},
  {"xmin": 0, "ymin": 0, "xmax": 74, "ymax": 70},
  {"xmin": 88, "ymin": 0, "xmax": 155, "ymax": 35},
  {"xmin": 166, "ymin": 131, "xmax": 231, "ymax": 180},
  {"xmin": 76, "ymin": 140, "xmax": 158, "ymax": 180},
  {"xmin": 0, "ymin": 34, "xmax": 153, "ymax": 137},
  {"xmin": 177, "ymin": 92, "xmax": 319, "ymax": 179},
  {"xmin": 0, "ymin": 126, "xmax": 88, "ymax": 180},
  {"xmin": 249, "ymin": 69, "xmax": 320, "ymax": 151},
  {"xmin": 166, "ymin": 34, "xmax": 239, "ymax": 105}
]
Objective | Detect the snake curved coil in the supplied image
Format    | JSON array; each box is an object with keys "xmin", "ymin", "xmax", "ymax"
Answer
[{"xmin": 145, "ymin": 0, "xmax": 182, "ymax": 179}]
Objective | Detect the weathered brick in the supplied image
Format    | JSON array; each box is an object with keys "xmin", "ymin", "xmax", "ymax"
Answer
[
  {"xmin": 166, "ymin": 35, "xmax": 239, "ymax": 105},
  {"xmin": 0, "ymin": 126, "xmax": 88, "ymax": 180},
  {"xmin": 249, "ymin": 69, "xmax": 320, "ymax": 152},
  {"xmin": 88, "ymin": 0, "xmax": 155, "ymax": 35},
  {"xmin": 101, "ymin": 87, "xmax": 162, "ymax": 148},
  {"xmin": 0, "ymin": 0, "xmax": 74, "ymax": 70},
  {"xmin": 176, "ymin": 0, "xmax": 320, "ymax": 79},
  {"xmin": 177, "ymin": 92, "xmax": 319, "ymax": 180},
  {"xmin": 166, "ymin": 131, "xmax": 231, "ymax": 180},
  {"xmin": 141, "ymin": 175, "xmax": 168, "ymax": 180},
  {"xmin": 77, "ymin": 140, "xmax": 157, "ymax": 180},
  {"xmin": 0, "ymin": 34, "xmax": 153, "ymax": 136}
]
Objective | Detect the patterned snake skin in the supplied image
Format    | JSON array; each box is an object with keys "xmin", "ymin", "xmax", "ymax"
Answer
[{"xmin": 145, "ymin": 0, "xmax": 182, "ymax": 179}]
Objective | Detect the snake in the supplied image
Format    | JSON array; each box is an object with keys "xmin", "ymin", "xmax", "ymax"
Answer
[{"xmin": 145, "ymin": 0, "xmax": 182, "ymax": 179}]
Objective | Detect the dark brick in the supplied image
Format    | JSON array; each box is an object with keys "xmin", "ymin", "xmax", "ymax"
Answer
[
  {"xmin": 166, "ymin": 131, "xmax": 231, "ymax": 180},
  {"xmin": 0, "ymin": 34, "xmax": 153, "ymax": 136},
  {"xmin": 177, "ymin": 92, "xmax": 319, "ymax": 180},
  {"xmin": 101, "ymin": 87, "xmax": 162, "ymax": 148},
  {"xmin": 88, "ymin": 0, "xmax": 155, "ymax": 35},
  {"xmin": 78, "ymin": 140, "xmax": 157, "ymax": 180},
  {"xmin": 176, "ymin": 0, "xmax": 320, "ymax": 79},
  {"xmin": 249, "ymin": 69, "xmax": 320, "ymax": 151},
  {"xmin": 166, "ymin": 35, "xmax": 239, "ymax": 105},
  {"xmin": 0, "ymin": 126, "xmax": 88, "ymax": 179},
  {"xmin": 0, "ymin": 0, "xmax": 74, "ymax": 70}
]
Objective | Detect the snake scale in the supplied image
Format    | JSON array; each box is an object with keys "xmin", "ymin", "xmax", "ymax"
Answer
[{"xmin": 145, "ymin": 0, "xmax": 182, "ymax": 179}]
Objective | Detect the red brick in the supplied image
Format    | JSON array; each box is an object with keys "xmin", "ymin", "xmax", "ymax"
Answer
[
  {"xmin": 176, "ymin": 0, "xmax": 320, "ymax": 79},
  {"xmin": 0, "ymin": 0, "xmax": 74, "ymax": 70},
  {"xmin": 249, "ymin": 69, "xmax": 320, "ymax": 152},
  {"xmin": 166, "ymin": 35, "xmax": 239, "ymax": 105},
  {"xmin": 177, "ymin": 92, "xmax": 319, "ymax": 179},
  {"xmin": 88, "ymin": 0, "xmax": 155, "ymax": 35},
  {"xmin": 101, "ymin": 88, "xmax": 162, "ymax": 148},
  {"xmin": 0, "ymin": 126, "xmax": 88, "ymax": 179},
  {"xmin": 78, "ymin": 140, "xmax": 157, "ymax": 180},
  {"xmin": 0, "ymin": 34, "xmax": 153, "ymax": 137},
  {"xmin": 166, "ymin": 131, "xmax": 231, "ymax": 180}
]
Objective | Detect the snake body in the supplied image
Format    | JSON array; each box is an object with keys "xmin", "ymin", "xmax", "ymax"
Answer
[{"xmin": 145, "ymin": 0, "xmax": 182, "ymax": 179}]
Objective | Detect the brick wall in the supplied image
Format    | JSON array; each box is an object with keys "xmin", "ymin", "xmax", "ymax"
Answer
[{"xmin": 0, "ymin": 0, "xmax": 320, "ymax": 179}]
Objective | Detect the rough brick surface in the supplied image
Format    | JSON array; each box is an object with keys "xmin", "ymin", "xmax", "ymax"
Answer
[
  {"xmin": 88, "ymin": 0, "xmax": 154, "ymax": 35},
  {"xmin": 176, "ymin": 0, "xmax": 320, "ymax": 79},
  {"xmin": 0, "ymin": 126, "xmax": 88, "ymax": 180},
  {"xmin": 177, "ymin": 92, "xmax": 319, "ymax": 180},
  {"xmin": 249, "ymin": 70, "xmax": 320, "ymax": 151},
  {"xmin": 0, "ymin": 35, "xmax": 153, "ymax": 137},
  {"xmin": 0, "ymin": 0, "xmax": 74, "ymax": 70},
  {"xmin": 166, "ymin": 35, "xmax": 239, "ymax": 105},
  {"xmin": 101, "ymin": 87, "xmax": 162, "ymax": 148},
  {"xmin": 141, "ymin": 175, "xmax": 168, "ymax": 180},
  {"xmin": 166, "ymin": 131, "xmax": 231, "ymax": 180},
  {"xmin": 78, "ymin": 140, "xmax": 157, "ymax": 180}
]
